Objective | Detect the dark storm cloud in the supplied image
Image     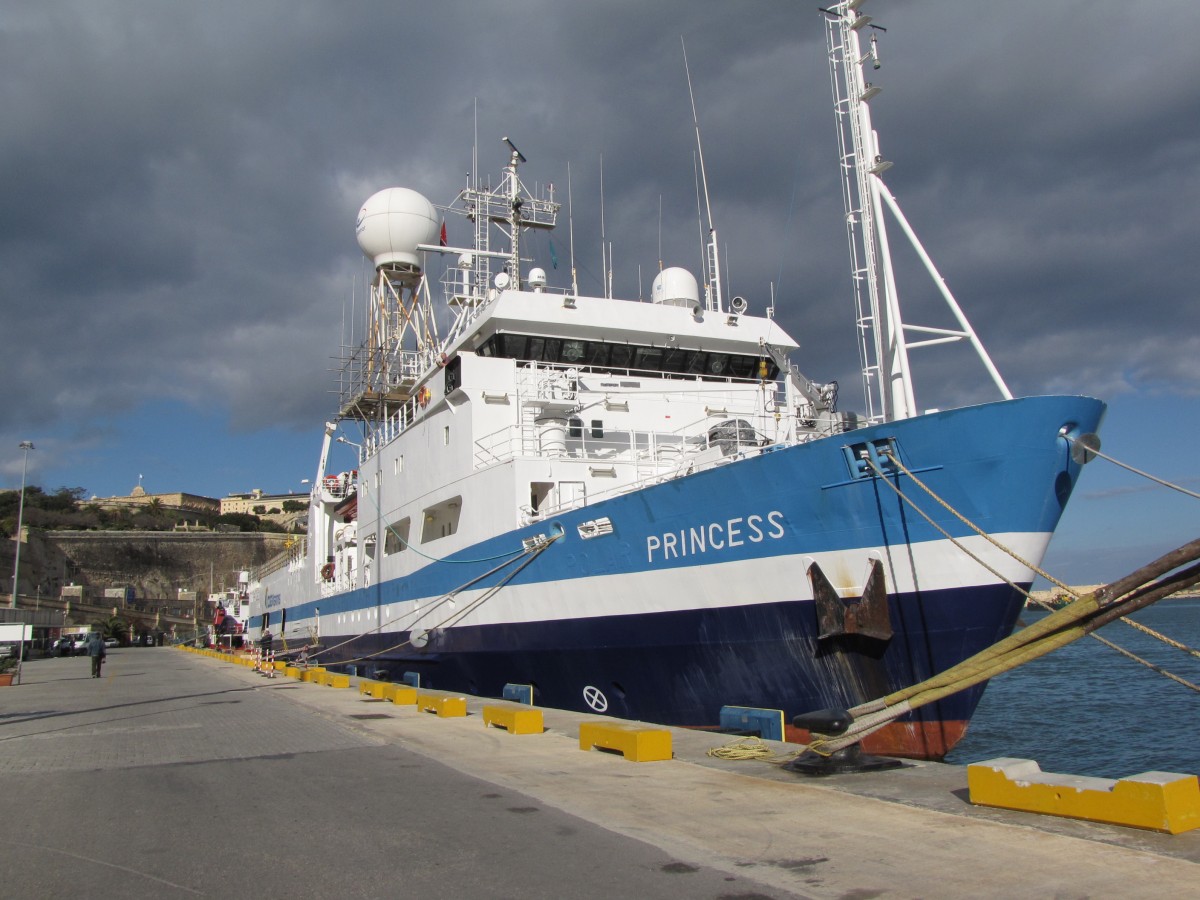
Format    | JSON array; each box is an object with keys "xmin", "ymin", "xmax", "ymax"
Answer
[{"xmin": 2, "ymin": 0, "xmax": 1197, "ymax": 450}]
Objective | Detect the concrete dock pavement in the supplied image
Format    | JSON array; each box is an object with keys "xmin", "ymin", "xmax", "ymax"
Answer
[{"xmin": 0, "ymin": 650, "xmax": 1196, "ymax": 899}]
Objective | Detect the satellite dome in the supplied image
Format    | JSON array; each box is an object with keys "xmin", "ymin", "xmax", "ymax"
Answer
[
  {"xmin": 651, "ymin": 267, "xmax": 700, "ymax": 308},
  {"xmin": 355, "ymin": 188, "xmax": 439, "ymax": 270}
]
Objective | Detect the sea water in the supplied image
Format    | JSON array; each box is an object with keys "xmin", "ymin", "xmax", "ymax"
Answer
[{"xmin": 944, "ymin": 596, "xmax": 1200, "ymax": 779}]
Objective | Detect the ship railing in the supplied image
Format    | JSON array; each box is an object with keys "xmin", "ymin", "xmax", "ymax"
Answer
[
  {"xmin": 363, "ymin": 392, "xmax": 422, "ymax": 460},
  {"xmin": 473, "ymin": 419, "xmax": 773, "ymax": 470},
  {"xmin": 254, "ymin": 535, "xmax": 307, "ymax": 581},
  {"xmin": 528, "ymin": 432, "xmax": 782, "ymax": 521}
]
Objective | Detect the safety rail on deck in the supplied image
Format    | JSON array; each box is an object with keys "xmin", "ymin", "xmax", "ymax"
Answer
[
  {"xmin": 336, "ymin": 344, "xmax": 430, "ymax": 418},
  {"xmin": 354, "ymin": 358, "xmax": 787, "ymax": 465},
  {"xmin": 254, "ymin": 536, "xmax": 308, "ymax": 581},
  {"xmin": 473, "ymin": 413, "xmax": 779, "ymax": 472}
]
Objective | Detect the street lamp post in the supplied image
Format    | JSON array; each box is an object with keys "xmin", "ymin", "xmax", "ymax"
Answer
[{"xmin": 10, "ymin": 440, "xmax": 35, "ymax": 609}]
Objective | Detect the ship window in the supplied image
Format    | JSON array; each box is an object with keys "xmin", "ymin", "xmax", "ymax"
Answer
[
  {"xmin": 728, "ymin": 356, "xmax": 756, "ymax": 379},
  {"xmin": 568, "ymin": 417, "xmax": 583, "ymax": 438},
  {"xmin": 590, "ymin": 420, "xmax": 604, "ymax": 439},
  {"xmin": 633, "ymin": 347, "xmax": 662, "ymax": 371},
  {"xmin": 421, "ymin": 496, "xmax": 462, "ymax": 543},
  {"xmin": 384, "ymin": 518, "xmax": 410, "ymax": 555},
  {"xmin": 444, "ymin": 355, "xmax": 462, "ymax": 393},
  {"xmin": 503, "ymin": 334, "xmax": 528, "ymax": 359},
  {"xmin": 584, "ymin": 341, "xmax": 610, "ymax": 366},
  {"xmin": 478, "ymin": 334, "xmax": 777, "ymax": 382},
  {"xmin": 443, "ymin": 425, "xmax": 450, "ymax": 445},
  {"xmin": 608, "ymin": 345, "xmax": 634, "ymax": 368},
  {"xmin": 661, "ymin": 347, "xmax": 688, "ymax": 373}
]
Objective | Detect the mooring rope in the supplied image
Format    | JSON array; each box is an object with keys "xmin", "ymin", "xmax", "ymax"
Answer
[
  {"xmin": 1063, "ymin": 434, "xmax": 1200, "ymax": 502},
  {"xmin": 307, "ymin": 531, "xmax": 561, "ymax": 668},
  {"xmin": 794, "ymin": 458, "xmax": 1200, "ymax": 756},
  {"xmin": 873, "ymin": 451, "xmax": 1200, "ymax": 662},
  {"xmin": 705, "ymin": 736, "xmax": 805, "ymax": 764}
]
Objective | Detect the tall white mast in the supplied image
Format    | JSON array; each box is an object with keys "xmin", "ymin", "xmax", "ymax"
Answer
[
  {"xmin": 825, "ymin": 1, "xmax": 1011, "ymax": 422},
  {"xmin": 683, "ymin": 38, "xmax": 723, "ymax": 313}
]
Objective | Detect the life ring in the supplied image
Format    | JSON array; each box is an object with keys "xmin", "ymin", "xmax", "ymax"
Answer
[
  {"xmin": 320, "ymin": 562, "xmax": 335, "ymax": 581},
  {"xmin": 418, "ymin": 387, "xmax": 430, "ymax": 408}
]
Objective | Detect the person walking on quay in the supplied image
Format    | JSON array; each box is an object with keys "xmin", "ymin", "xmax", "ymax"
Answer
[{"xmin": 86, "ymin": 632, "xmax": 106, "ymax": 678}]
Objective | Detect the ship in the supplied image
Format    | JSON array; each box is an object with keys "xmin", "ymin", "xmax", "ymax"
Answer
[{"xmin": 246, "ymin": 2, "xmax": 1105, "ymax": 759}]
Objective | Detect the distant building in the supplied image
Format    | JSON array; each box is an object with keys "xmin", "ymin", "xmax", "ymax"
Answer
[
  {"xmin": 222, "ymin": 489, "xmax": 308, "ymax": 530},
  {"xmin": 221, "ymin": 489, "xmax": 306, "ymax": 517},
  {"xmin": 89, "ymin": 482, "xmax": 219, "ymax": 516}
]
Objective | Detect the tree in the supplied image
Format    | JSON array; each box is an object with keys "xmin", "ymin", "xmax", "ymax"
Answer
[
  {"xmin": 97, "ymin": 614, "xmax": 129, "ymax": 645},
  {"xmin": 216, "ymin": 512, "xmax": 261, "ymax": 532},
  {"xmin": 44, "ymin": 487, "xmax": 87, "ymax": 513}
]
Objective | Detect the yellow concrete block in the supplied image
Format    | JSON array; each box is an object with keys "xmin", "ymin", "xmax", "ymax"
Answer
[
  {"xmin": 299, "ymin": 668, "xmax": 326, "ymax": 682},
  {"xmin": 417, "ymin": 692, "xmax": 467, "ymax": 718},
  {"xmin": 284, "ymin": 666, "xmax": 302, "ymax": 679},
  {"xmin": 324, "ymin": 673, "xmax": 351, "ymax": 689},
  {"xmin": 384, "ymin": 684, "xmax": 418, "ymax": 705},
  {"xmin": 363, "ymin": 681, "xmax": 388, "ymax": 699},
  {"xmin": 482, "ymin": 705, "xmax": 543, "ymax": 735},
  {"xmin": 968, "ymin": 758, "xmax": 1200, "ymax": 834},
  {"xmin": 579, "ymin": 721, "xmax": 672, "ymax": 762},
  {"xmin": 273, "ymin": 661, "xmax": 290, "ymax": 672}
]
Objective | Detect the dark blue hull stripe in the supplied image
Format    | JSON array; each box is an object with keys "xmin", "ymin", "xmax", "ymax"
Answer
[{"xmin": 305, "ymin": 580, "xmax": 1027, "ymax": 729}]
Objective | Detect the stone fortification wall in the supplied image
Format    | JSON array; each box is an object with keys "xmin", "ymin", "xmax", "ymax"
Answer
[{"xmin": 6, "ymin": 530, "xmax": 291, "ymax": 602}]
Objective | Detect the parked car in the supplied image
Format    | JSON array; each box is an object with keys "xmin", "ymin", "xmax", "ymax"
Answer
[
  {"xmin": 71, "ymin": 635, "xmax": 96, "ymax": 655},
  {"xmin": 104, "ymin": 638, "xmax": 118, "ymax": 648}
]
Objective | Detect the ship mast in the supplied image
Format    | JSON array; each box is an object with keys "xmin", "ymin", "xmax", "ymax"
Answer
[{"xmin": 824, "ymin": 1, "xmax": 1011, "ymax": 422}]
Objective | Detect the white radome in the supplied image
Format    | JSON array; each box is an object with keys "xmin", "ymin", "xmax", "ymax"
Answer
[
  {"xmin": 650, "ymin": 266, "xmax": 700, "ymax": 307},
  {"xmin": 355, "ymin": 187, "xmax": 439, "ymax": 270}
]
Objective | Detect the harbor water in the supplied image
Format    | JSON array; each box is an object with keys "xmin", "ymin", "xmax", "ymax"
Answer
[{"xmin": 945, "ymin": 596, "xmax": 1200, "ymax": 779}]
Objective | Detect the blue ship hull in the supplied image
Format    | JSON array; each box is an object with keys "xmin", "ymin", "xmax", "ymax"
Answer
[{"xmin": 271, "ymin": 394, "xmax": 1105, "ymax": 758}]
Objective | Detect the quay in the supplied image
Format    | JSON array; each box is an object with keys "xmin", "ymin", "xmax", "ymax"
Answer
[{"xmin": 1, "ymin": 649, "xmax": 1196, "ymax": 899}]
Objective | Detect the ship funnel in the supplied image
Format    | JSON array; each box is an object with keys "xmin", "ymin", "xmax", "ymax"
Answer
[{"xmin": 355, "ymin": 188, "xmax": 439, "ymax": 272}]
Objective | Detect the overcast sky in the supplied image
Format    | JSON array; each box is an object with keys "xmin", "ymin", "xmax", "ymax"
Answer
[{"xmin": 2, "ymin": 0, "xmax": 1197, "ymax": 585}]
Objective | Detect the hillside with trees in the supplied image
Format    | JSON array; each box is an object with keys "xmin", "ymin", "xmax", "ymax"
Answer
[{"xmin": 0, "ymin": 485, "xmax": 287, "ymax": 537}]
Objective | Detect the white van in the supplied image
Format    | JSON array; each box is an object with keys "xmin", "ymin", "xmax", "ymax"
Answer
[{"xmin": 70, "ymin": 633, "xmax": 100, "ymax": 655}]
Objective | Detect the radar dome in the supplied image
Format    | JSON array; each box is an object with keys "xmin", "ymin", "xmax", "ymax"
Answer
[
  {"xmin": 651, "ymin": 267, "xmax": 700, "ymax": 308},
  {"xmin": 355, "ymin": 188, "xmax": 439, "ymax": 270}
]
